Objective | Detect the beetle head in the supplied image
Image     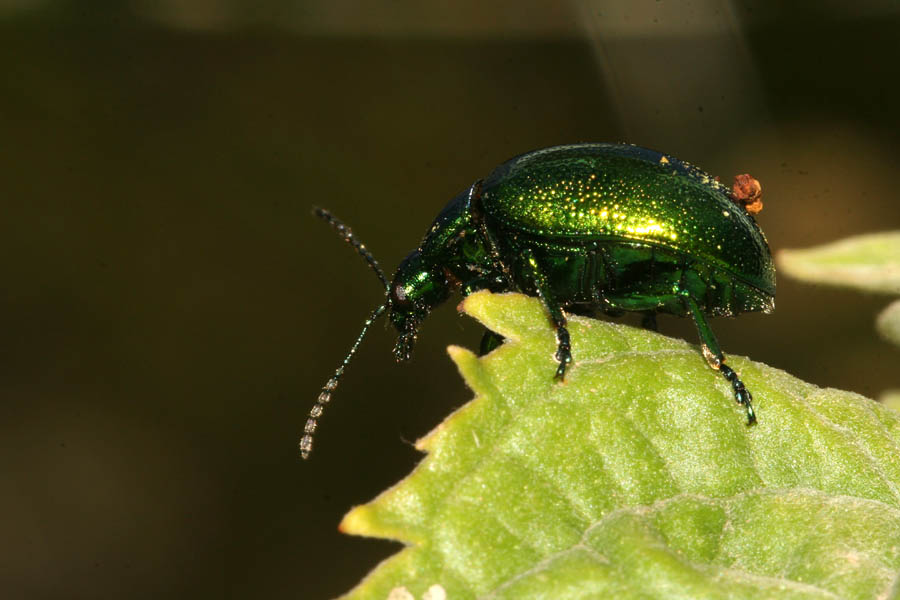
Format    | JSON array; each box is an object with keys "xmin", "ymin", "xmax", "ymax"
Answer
[{"xmin": 389, "ymin": 250, "xmax": 450, "ymax": 361}]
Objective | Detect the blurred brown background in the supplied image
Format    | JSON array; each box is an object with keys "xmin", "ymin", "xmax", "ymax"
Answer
[{"xmin": 1, "ymin": 1, "xmax": 898, "ymax": 598}]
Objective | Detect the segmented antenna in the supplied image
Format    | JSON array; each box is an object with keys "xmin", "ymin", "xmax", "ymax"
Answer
[
  {"xmin": 301, "ymin": 303, "xmax": 387, "ymax": 459},
  {"xmin": 313, "ymin": 207, "xmax": 390, "ymax": 292},
  {"xmin": 302, "ymin": 209, "xmax": 391, "ymax": 459}
]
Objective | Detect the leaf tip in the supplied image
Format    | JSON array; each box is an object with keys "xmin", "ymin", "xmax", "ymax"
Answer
[
  {"xmin": 446, "ymin": 344, "xmax": 475, "ymax": 363},
  {"xmin": 456, "ymin": 289, "xmax": 491, "ymax": 317},
  {"xmin": 447, "ymin": 344, "xmax": 495, "ymax": 400},
  {"xmin": 458, "ymin": 290, "xmax": 550, "ymax": 340},
  {"xmin": 339, "ymin": 504, "xmax": 377, "ymax": 537}
]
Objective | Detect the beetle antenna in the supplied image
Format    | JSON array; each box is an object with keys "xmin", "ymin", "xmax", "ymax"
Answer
[
  {"xmin": 314, "ymin": 207, "xmax": 390, "ymax": 292},
  {"xmin": 300, "ymin": 302, "xmax": 388, "ymax": 459}
]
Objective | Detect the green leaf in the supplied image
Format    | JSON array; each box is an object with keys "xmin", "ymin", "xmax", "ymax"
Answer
[
  {"xmin": 338, "ymin": 292, "xmax": 900, "ymax": 600},
  {"xmin": 877, "ymin": 299, "xmax": 900, "ymax": 347},
  {"xmin": 883, "ymin": 390, "xmax": 900, "ymax": 414},
  {"xmin": 777, "ymin": 231, "xmax": 900, "ymax": 295}
]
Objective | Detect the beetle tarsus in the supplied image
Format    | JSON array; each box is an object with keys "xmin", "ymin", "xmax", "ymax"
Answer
[
  {"xmin": 719, "ymin": 363, "xmax": 757, "ymax": 425},
  {"xmin": 554, "ymin": 327, "xmax": 572, "ymax": 380},
  {"xmin": 744, "ymin": 400, "xmax": 757, "ymax": 426},
  {"xmin": 554, "ymin": 359, "xmax": 568, "ymax": 381}
]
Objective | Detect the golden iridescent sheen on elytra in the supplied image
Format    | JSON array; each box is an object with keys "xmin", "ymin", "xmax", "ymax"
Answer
[{"xmin": 481, "ymin": 144, "xmax": 774, "ymax": 298}]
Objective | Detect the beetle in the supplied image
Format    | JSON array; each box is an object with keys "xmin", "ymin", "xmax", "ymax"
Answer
[{"xmin": 301, "ymin": 143, "xmax": 775, "ymax": 459}]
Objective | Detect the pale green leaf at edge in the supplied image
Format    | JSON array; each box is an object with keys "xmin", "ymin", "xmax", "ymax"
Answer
[
  {"xmin": 777, "ymin": 231, "xmax": 900, "ymax": 295},
  {"xmin": 338, "ymin": 292, "xmax": 900, "ymax": 600},
  {"xmin": 877, "ymin": 299, "xmax": 900, "ymax": 347},
  {"xmin": 883, "ymin": 390, "xmax": 900, "ymax": 414}
]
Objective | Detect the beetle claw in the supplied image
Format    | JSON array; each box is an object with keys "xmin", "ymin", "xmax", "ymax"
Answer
[
  {"xmin": 554, "ymin": 348, "xmax": 572, "ymax": 381},
  {"xmin": 737, "ymin": 388, "xmax": 757, "ymax": 425},
  {"xmin": 554, "ymin": 362, "xmax": 567, "ymax": 381},
  {"xmin": 745, "ymin": 404, "xmax": 757, "ymax": 426}
]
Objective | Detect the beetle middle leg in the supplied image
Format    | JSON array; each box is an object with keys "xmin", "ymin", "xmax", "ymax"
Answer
[
  {"xmin": 520, "ymin": 248, "xmax": 572, "ymax": 380},
  {"xmin": 478, "ymin": 330, "xmax": 505, "ymax": 356},
  {"xmin": 640, "ymin": 312, "xmax": 658, "ymax": 332},
  {"xmin": 679, "ymin": 291, "xmax": 757, "ymax": 425}
]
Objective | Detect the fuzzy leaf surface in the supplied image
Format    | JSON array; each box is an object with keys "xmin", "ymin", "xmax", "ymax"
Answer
[{"xmin": 339, "ymin": 292, "xmax": 900, "ymax": 600}]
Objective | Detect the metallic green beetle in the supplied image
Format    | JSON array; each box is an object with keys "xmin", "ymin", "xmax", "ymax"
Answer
[{"xmin": 302, "ymin": 143, "xmax": 775, "ymax": 458}]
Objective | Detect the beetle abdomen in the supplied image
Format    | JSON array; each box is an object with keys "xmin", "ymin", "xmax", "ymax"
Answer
[
  {"xmin": 509, "ymin": 238, "xmax": 773, "ymax": 317},
  {"xmin": 481, "ymin": 143, "xmax": 775, "ymax": 299}
]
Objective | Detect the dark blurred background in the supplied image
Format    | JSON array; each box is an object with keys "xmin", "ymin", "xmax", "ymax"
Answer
[{"xmin": 1, "ymin": 1, "xmax": 898, "ymax": 598}]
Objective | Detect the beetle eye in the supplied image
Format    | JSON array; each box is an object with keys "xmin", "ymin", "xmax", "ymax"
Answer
[{"xmin": 391, "ymin": 284, "xmax": 410, "ymax": 306}]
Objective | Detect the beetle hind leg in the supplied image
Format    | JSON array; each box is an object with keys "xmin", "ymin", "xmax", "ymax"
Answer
[{"xmin": 679, "ymin": 292, "xmax": 757, "ymax": 425}]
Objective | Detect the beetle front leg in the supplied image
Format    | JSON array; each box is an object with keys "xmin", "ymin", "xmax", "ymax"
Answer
[
  {"xmin": 520, "ymin": 248, "xmax": 572, "ymax": 380},
  {"xmin": 679, "ymin": 291, "xmax": 757, "ymax": 425},
  {"xmin": 478, "ymin": 330, "xmax": 505, "ymax": 356}
]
